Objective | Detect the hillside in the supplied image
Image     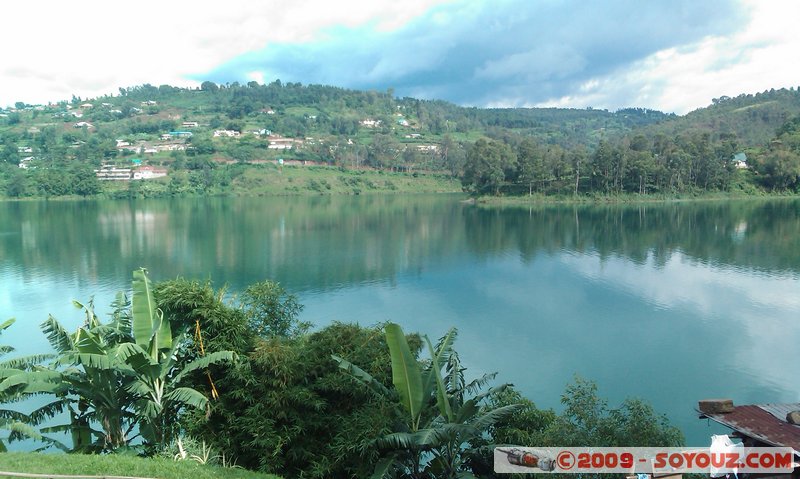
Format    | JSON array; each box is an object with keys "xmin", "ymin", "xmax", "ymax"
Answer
[
  {"xmin": 0, "ymin": 81, "xmax": 799, "ymax": 199},
  {"xmin": 636, "ymin": 88, "xmax": 800, "ymax": 147}
]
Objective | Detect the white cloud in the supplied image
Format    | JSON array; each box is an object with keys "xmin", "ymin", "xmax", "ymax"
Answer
[
  {"xmin": 535, "ymin": 0, "xmax": 800, "ymax": 113},
  {"xmin": 0, "ymin": 0, "xmax": 451, "ymax": 107},
  {"xmin": 3, "ymin": 0, "xmax": 797, "ymax": 114}
]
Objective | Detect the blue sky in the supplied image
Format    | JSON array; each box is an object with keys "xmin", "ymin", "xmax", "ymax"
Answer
[{"xmin": 2, "ymin": 0, "xmax": 799, "ymax": 113}]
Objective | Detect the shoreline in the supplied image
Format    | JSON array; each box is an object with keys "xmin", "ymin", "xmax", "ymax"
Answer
[{"xmin": 471, "ymin": 191, "xmax": 800, "ymax": 207}]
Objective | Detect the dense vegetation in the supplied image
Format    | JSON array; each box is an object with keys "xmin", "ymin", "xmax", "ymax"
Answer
[
  {"xmin": 2, "ymin": 80, "xmax": 798, "ymax": 200},
  {"xmin": 0, "ymin": 269, "xmax": 683, "ymax": 478}
]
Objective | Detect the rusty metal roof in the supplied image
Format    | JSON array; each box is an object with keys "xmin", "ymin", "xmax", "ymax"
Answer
[{"xmin": 700, "ymin": 404, "xmax": 800, "ymax": 452}]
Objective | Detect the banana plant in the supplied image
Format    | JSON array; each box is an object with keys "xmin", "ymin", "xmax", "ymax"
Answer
[
  {"xmin": 1, "ymin": 298, "xmax": 140, "ymax": 451},
  {"xmin": 0, "ymin": 269, "xmax": 236, "ymax": 452},
  {"xmin": 0, "ymin": 318, "xmax": 58, "ymax": 451},
  {"xmin": 334, "ymin": 323, "xmax": 521, "ymax": 479},
  {"xmin": 117, "ymin": 268, "xmax": 236, "ymax": 450}
]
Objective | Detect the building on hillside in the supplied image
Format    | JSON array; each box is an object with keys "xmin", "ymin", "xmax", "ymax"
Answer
[
  {"xmin": 181, "ymin": 121, "xmax": 199, "ymax": 128},
  {"xmin": 213, "ymin": 130, "xmax": 240, "ymax": 138},
  {"xmin": 733, "ymin": 152, "xmax": 748, "ymax": 169},
  {"xmin": 268, "ymin": 137, "xmax": 303, "ymax": 150},
  {"xmin": 155, "ymin": 144, "xmax": 187, "ymax": 152},
  {"xmin": 132, "ymin": 166, "xmax": 168, "ymax": 180},
  {"xmin": 95, "ymin": 165, "xmax": 132, "ymax": 181},
  {"xmin": 360, "ymin": 119, "xmax": 382, "ymax": 128},
  {"xmin": 166, "ymin": 131, "xmax": 193, "ymax": 139},
  {"xmin": 73, "ymin": 121, "xmax": 94, "ymax": 129}
]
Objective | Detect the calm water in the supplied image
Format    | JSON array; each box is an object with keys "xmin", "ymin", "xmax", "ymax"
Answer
[{"xmin": 1, "ymin": 195, "xmax": 799, "ymax": 446}]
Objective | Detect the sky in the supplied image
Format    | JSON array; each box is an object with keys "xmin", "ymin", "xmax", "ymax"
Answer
[{"xmin": 1, "ymin": 0, "xmax": 798, "ymax": 114}]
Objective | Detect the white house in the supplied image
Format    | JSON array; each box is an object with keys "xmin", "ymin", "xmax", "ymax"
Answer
[
  {"xmin": 132, "ymin": 166, "xmax": 168, "ymax": 180},
  {"xmin": 733, "ymin": 152, "xmax": 748, "ymax": 169},
  {"xmin": 213, "ymin": 130, "xmax": 240, "ymax": 138},
  {"xmin": 95, "ymin": 166, "xmax": 132, "ymax": 181},
  {"xmin": 360, "ymin": 119, "xmax": 382, "ymax": 128}
]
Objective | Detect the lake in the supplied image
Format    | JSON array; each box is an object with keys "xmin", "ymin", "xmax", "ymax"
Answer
[{"xmin": 1, "ymin": 195, "xmax": 799, "ymax": 446}]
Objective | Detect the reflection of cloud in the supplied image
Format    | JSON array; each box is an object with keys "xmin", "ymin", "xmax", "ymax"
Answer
[
  {"xmin": 303, "ymin": 248, "xmax": 800, "ymax": 446},
  {"xmin": 560, "ymin": 251, "xmax": 800, "ymax": 314},
  {"xmin": 559, "ymin": 250, "xmax": 800, "ymax": 400}
]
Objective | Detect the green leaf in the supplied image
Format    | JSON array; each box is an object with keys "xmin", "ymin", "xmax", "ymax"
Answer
[
  {"xmin": 132, "ymin": 268, "xmax": 172, "ymax": 353},
  {"xmin": 40, "ymin": 315, "xmax": 74, "ymax": 353},
  {"xmin": 370, "ymin": 455, "xmax": 398, "ymax": 479},
  {"xmin": 0, "ymin": 370, "xmax": 61, "ymax": 394},
  {"xmin": 165, "ymin": 387, "xmax": 208, "ymax": 410},
  {"xmin": 425, "ymin": 336, "xmax": 454, "ymax": 422},
  {"xmin": 8, "ymin": 421, "xmax": 42, "ymax": 441},
  {"xmin": 171, "ymin": 351, "xmax": 235, "ymax": 384},
  {"xmin": 469, "ymin": 403, "xmax": 523, "ymax": 431},
  {"xmin": 385, "ymin": 323, "xmax": 424, "ymax": 428},
  {"xmin": 332, "ymin": 354, "xmax": 390, "ymax": 397},
  {"xmin": 422, "ymin": 328, "xmax": 457, "ymax": 407},
  {"xmin": 0, "ymin": 318, "xmax": 15, "ymax": 334}
]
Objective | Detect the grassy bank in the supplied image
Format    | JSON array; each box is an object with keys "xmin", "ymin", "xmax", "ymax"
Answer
[
  {"xmin": 0, "ymin": 452, "xmax": 280, "ymax": 479},
  {"xmin": 97, "ymin": 164, "xmax": 462, "ymax": 199},
  {"xmin": 228, "ymin": 165, "xmax": 460, "ymax": 196}
]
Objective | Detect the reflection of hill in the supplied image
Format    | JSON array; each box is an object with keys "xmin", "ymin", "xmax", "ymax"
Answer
[
  {"xmin": 0, "ymin": 197, "xmax": 798, "ymax": 293},
  {"xmin": 0, "ymin": 196, "xmax": 470, "ymax": 292},
  {"xmin": 465, "ymin": 199, "xmax": 800, "ymax": 275}
]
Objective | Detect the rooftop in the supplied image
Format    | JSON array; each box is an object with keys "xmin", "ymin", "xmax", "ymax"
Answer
[{"xmin": 699, "ymin": 401, "xmax": 800, "ymax": 452}]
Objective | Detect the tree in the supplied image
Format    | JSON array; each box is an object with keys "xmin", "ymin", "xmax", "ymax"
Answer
[
  {"xmin": 754, "ymin": 148, "xmax": 800, "ymax": 191},
  {"xmin": 240, "ymin": 280, "xmax": 307, "ymax": 338},
  {"xmin": 69, "ymin": 164, "xmax": 101, "ymax": 197},
  {"xmin": 200, "ymin": 81, "xmax": 219, "ymax": 92},
  {"xmin": 546, "ymin": 377, "xmax": 683, "ymax": 448},
  {"xmin": 516, "ymin": 138, "xmax": 545, "ymax": 195},
  {"xmin": 462, "ymin": 139, "xmax": 517, "ymax": 195},
  {"xmin": 334, "ymin": 324, "xmax": 521, "ymax": 479},
  {"xmin": 5, "ymin": 169, "xmax": 28, "ymax": 197},
  {"xmin": 0, "ymin": 269, "xmax": 236, "ymax": 453}
]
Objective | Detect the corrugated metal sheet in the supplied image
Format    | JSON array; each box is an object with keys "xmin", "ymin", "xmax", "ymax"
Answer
[
  {"xmin": 700, "ymin": 404, "xmax": 800, "ymax": 453},
  {"xmin": 758, "ymin": 404, "xmax": 800, "ymax": 423}
]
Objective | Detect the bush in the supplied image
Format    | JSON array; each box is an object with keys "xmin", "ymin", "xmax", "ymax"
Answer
[{"xmin": 184, "ymin": 323, "xmax": 402, "ymax": 478}]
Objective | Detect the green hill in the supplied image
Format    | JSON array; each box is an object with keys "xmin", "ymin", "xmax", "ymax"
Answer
[{"xmin": 1, "ymin": 81, "xmax": 799, "ymax": 199}]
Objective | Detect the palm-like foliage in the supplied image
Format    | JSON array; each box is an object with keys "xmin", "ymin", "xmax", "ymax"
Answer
[
  {"xmin": 0, "ymin": 268, "xmax": 236, "ymax": 452},
  {"xmin": 333, "ymin": 323, "xmax": 521, "ymax": 479},
  {"xmin": 0, "ymin": 318, "xmax": 56, "ymax": 451}
]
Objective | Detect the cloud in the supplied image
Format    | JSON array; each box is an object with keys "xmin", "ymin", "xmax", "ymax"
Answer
[
  {"xmin": 204, "ymin": 0, "xmax": 747, "ymax": 112},
  {"xmin": 537, "ymin": 0, "xmax": 800, "ymax": 113},
  {"xmin": 4, "ymin": 0, "xmax": 796, "ymax": 114},
  {"xmin": 0, "ymin": 0, "xmax": 449, "ymax": 107}
]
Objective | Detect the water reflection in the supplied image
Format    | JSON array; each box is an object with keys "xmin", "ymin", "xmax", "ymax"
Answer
[{"xmin": 1, "ymin": 196, "xmax": 799, "ymax": 446}]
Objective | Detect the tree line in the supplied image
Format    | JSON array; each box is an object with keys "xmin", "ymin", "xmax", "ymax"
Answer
[{"xmin": 461, "ymin": 114, "xmax": 800, "ymax": 196}]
